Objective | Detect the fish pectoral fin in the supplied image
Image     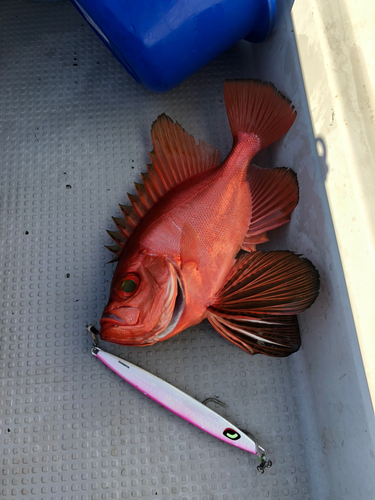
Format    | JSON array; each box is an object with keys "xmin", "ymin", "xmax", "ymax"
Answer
[
  {"xmin": 210, "ymin": 251, "xmax": 320, "ymax": 316},
  {"xmin": 242, "ymin": 165, "xmax": 299, "ymax": 251},
  {"xmin": 207, "ymin": 312, "xmax": 301, "ymax": 357},
  {"xmin": 180, "ymin": 222, "xmax": 200, "ymax": 269},
  {"xmin": 149, "ymin": 114, "xmax": 221, "ymax": 191},
  {"xmin": 207, "ymin": 251, "xmax": 320, "ymax": 357}
]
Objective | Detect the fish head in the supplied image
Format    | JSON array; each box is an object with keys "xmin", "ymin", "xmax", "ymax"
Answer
[{"xmin": 100, "ymin": 253, "xmax": 185, "ymax": 345}]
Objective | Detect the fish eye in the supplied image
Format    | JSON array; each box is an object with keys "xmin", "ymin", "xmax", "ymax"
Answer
[{"xmin": 121, "ymin": 279, "xmax": 137, "ymax": 294}]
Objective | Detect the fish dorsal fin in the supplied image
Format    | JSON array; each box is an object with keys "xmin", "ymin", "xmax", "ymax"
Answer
[
  {"xmin": 150, "ymin": 114, "xmax": 221, "ymax": 190},
  {"xmin": 242, "ymin": 165, "xmax": 299, "ymax": 251},
  {"xmin": 108, "ymin": 114, "xmax": 221, "ymax": 251}
]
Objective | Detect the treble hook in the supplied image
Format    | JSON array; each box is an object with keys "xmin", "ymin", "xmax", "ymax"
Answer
[{"xmin": 256, "ymin": 445, "xmax": 273, "ymax": 473}]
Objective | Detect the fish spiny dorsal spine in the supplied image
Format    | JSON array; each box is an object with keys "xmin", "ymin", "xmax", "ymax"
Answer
[
  {"xmin": 119, "ymin": 204, "xmax": 140, "ymax": 227},
  {"xmin": 145, "ymin": 164, "xmax": 167, "ymax": 198},
  {"xmin": 134, "ymin": 182, "xmax": 155, "ymax": 209},
  {"xmin": 104, "ymin": 244, "xmax": 122, "ymax": 262},
  {"xmin": 141, "ymin": 170, "xmax": 161, "ymax": 201},
  {"xmin": 106, "ymin": 230, "xmax": 127, "ymax": 246},
  {"xmin": 127, "ymin": 193, "xmax": 149, "ymax": 218}
]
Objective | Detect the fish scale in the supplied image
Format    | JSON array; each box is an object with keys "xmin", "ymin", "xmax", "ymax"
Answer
[{"xmin": 140, "ymin": 163, "xmax": 251, "ymax": 265}]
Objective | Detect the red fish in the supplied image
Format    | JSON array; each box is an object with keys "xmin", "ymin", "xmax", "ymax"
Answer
[{"xmin": 99, "ymin": 80, "xmax": 319, "ymax": 356}]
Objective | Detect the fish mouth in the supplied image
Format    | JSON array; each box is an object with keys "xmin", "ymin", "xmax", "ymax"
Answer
[{"xmin": 101, "ymin": 312, "xmax": 127, "ymax": 325}]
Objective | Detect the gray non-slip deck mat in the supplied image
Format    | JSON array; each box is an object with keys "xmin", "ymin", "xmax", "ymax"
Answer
[{"xmin": 1, "ymin": 1, "xmax": 374, "ymax": 499}]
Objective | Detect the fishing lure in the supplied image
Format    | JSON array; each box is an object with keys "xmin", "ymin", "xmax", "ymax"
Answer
[{"xmin": 89, "ymin": 326, "xmax": 272, "ymax": 472}]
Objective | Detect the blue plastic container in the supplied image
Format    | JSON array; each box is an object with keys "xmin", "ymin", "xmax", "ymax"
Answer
[{"xmin": 70, "ymin": 0, "xmax": 276, "ymax": 92}]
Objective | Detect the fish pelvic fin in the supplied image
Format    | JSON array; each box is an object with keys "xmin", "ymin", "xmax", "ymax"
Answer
[
  {"xmin": 208, "ymin": 313, "xmax": 301, "ymax": 357},
  {"xmin": 224, "ymin": 79, "xmax": 296, "ymax": 153},
  {"xmin": 207, "ymin": 251, "xmax": 320, "ymax": 357},
  {"xmin": 242, "ymin": 165, "xmax": 299, "ymax": 250}
]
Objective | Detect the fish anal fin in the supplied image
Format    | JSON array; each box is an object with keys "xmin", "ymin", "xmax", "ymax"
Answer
[
  {"xmin": 180, "ymin": 222, "xmax": 200, "ymax": 269},
  {"xmin": 245, "ymin": 165, "xmax": 299, "ymax": 247},
  {"xmin": 208, "ymin": 312, "xmax": 300, "ymax": 357}
]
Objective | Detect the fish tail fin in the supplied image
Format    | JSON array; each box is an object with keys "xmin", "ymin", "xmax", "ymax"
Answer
[
  {"xmin": 224, "ymin": 79, "xmax": 296, "ymax": 153},
  {"xmin": 207, "ymin": 251, "xmax": 320, "ymax": 357}
]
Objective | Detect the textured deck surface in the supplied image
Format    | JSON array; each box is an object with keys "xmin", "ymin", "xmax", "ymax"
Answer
[{"xmin": 0, "ymin": 2, "xmax": 327, "ymax": 499}]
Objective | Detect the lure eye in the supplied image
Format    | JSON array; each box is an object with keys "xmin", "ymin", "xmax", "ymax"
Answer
[{"xmin": 121, "ymin": 279, "xmax": 137, "ymax": 294}]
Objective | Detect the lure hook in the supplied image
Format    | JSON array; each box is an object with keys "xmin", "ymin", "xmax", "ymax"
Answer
[
  {"xmin": 256, "ymin": 445, "xmax": 273, "ymax": 473},
  {"xmin": 202, "ymin": 397, "xmax": 227, "ymax": 408},
  {"xmin": 87, "ymin": 325, "xmax": 100, "ymax": 353}
]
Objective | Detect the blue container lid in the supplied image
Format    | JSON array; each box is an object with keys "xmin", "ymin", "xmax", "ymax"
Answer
[
  {"xmin": 244, "ymin": 0, "xmax": 276, "ymax": 43},
  {"xmin": 71, "ymin": 0, "xmax": 277, "ymax": 92}
]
